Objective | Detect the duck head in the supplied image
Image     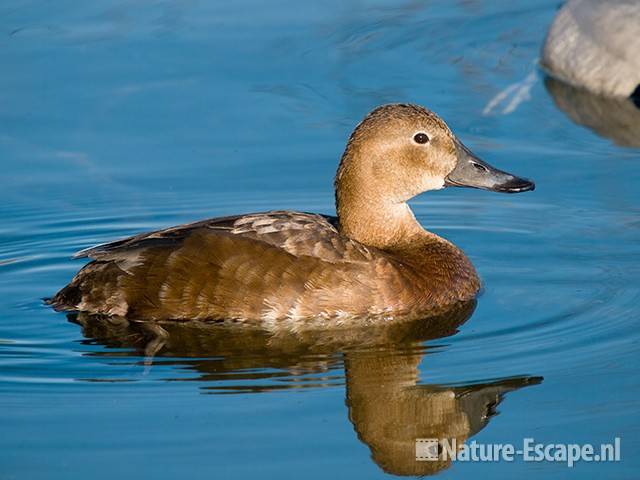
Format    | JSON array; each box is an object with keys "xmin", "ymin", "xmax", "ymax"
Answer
[
  {"xmin": 336, "ymin": 103, "xmax": 534, "ymax": 201},
  {"xmin": 335, "ymin": 104, "xmax": 534, "ymax": 248}
]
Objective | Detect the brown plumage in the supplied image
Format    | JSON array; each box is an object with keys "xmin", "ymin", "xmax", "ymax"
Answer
[{"xmin": 50, "ymin": 103, "xmax": 534, "ymax": 325}]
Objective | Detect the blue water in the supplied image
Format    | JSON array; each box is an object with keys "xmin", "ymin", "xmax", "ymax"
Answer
[{"xmin": 1, "ymin": 1, "xmax": 639, "ymax": 478}]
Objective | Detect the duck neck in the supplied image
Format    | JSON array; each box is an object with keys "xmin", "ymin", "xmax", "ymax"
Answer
[{"xmin": 335, "ymin": 188, "xmax": 426, "ymax": 250}]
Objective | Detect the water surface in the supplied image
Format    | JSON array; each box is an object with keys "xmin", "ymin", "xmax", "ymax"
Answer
[{"xmin": 1, "ymin": 1, "xmax": 639, "ymax": 478}]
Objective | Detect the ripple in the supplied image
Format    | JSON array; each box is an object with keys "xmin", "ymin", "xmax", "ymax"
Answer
[
  {"xmin": 2, "ymin": 190, "xmax": 639, "ymax": 390},
  {"xmin": 1, "ymin": 0, "xmax": 639, "ymax": 476}
]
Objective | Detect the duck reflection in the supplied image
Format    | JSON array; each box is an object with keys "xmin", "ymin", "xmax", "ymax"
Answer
[
  {"xmin": 544, "ymin": 76, "xmax": 640, "ymax": 148},
  {"xmin": 69, "ymin": 302, "xmax": 541, "ymax": 476}
]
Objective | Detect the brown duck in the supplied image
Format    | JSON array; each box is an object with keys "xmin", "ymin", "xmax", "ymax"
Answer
[{"xmin": 50, "ymin": 104, "xmax": 534, "ymax": 325}]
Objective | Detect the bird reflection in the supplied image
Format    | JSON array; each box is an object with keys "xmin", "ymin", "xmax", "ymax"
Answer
[
  {"xmin": 544, "ymin": 76, "xmax": 640, "ymax": 148},
  {"xmin": 69, "ymin": 301, "xmax": 541, "ymax": 476}
]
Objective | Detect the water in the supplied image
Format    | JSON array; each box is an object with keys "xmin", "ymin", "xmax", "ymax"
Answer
[{"xmin": 1, "ymin": 1, "xmax": 639, "ymax": 478}]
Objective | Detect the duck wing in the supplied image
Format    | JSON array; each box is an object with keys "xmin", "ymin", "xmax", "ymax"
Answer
[
  {"xmin": 74, "ymin": 210, "xmax": 374, "ymax": 264},
  {"xmin": 56, "ymin": 211, "xmax": 412, "ymax": 321}
]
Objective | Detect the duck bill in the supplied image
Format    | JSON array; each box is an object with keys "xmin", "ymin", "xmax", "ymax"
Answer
[{"xmin": 444, "ymin": 139, "xmax": 535, "ymax": 193}]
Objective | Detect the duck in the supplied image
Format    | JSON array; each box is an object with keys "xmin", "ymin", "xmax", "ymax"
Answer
[
  {"xmin": 50, "ymin": 104, "xmax": 534, "ymax": 326},
  {"xmin": 541, "ymin": 0, "xmax": 640, "ymax": 99}
]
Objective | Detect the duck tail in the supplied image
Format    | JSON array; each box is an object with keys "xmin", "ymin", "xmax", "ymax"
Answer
[
  {"xmin": 46, "ymin": 260, "xmax": 122, "ymax": 313},
  {"xmin": 46, "ymin": 283, "xmax": 83, "ymax": 312}
]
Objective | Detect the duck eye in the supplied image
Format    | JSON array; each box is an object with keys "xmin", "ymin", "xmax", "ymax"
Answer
[{"xmin": 413, "ymin": 132, "xmax": 429, "ymax": 144}]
